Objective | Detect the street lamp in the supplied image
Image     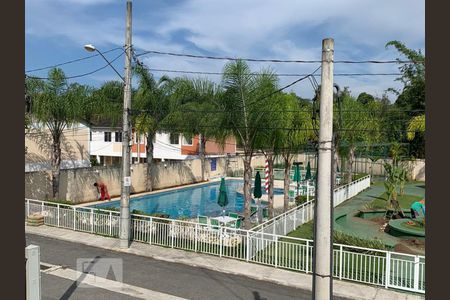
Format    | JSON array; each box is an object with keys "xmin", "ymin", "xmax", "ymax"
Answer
[{"xmin": 83, "ymin": 1, "xmax": 133, "ymax": 249}]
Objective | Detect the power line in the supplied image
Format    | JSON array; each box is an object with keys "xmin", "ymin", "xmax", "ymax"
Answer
[
  {"xmin": 25, "ymin": 47, "xmax": 124, "ymax": 73},
  {"xmin": 145, "ymin": 68, "xmax": 402, "ymax": 77},
  {"xmin": 135, "ymin": 49, "xmax": 424, "ymax": 64},
  {"xmin": 26, "ymin": 52, "xmax": 124, "ymax": 80}
]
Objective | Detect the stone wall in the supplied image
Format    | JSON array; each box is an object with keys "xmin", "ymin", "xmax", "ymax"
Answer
[{"xmin": 24, "ymin": 154, "xmax": 425, "ymax": 203}]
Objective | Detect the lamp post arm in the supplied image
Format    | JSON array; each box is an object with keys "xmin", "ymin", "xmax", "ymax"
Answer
[{"xmin": 96, "ymin": 49, "xmax": 125, "ymax": 82}]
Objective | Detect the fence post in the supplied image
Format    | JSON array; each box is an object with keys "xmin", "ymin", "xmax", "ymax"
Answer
[
  {"xmin": 219, "ymin": 227, "xmax": 223, "ymax": 257},
  {"xmin": 274, "ymin": 235, "xmax": 278, "ymax": 268},
  {"xmin": 73, "ymin": 207, "xmax": 76, "ymax": 230},
  {"xmin": 194, "ymin": 223, "xmax": 198, "ymax": 252},
  {"xmin": 413, "ymin": 255, "xmax": 420, "ymax": 292},
  {"xmin": 339, "ymin": 245, "xmax": 343, "ymax": 280},
  {"xmin": 27, "ymin": 199, "xmax": 30, "ymax": 217},
  {"xmin": 284, "ymin": 215, "xmax": 287, "ymax": 235},
  {"xmin": 41, "ymin": 202, "xmax": 44, "ymax": 215},
  {"xmin": 57, "ymin": 204, "xmax": 60, "ymax": 227},
  {"xmin": 306, "ymin": 240, "xmax": 310, "ymax": 273},
  {"xmin": 306, "ymin": 181, "xmax": 310, "ymax": 202},
  {"xmin": 385, "ymin": 251, "xmax": 391, "ymax": 289},
  {"xmin": 90, "ymin": 208, "xmax": 94, "ymax": 233},
  {"xmin": 171, "ymin": 221, "xmax": 175, "ymax": 248},
  {"xmin": 302, "ymin": 206, "xmax": 305, "ymax": 224},
  {"xmin": 246, "ymin": 231, "xmax": 250, "ymax": 262},
  {"xmin": 293, "ymin": 210, "xmax": 297, "ymax": 228},
  {"xmin": 149, "ymin": 217, "xmax": 153, "ymax": 245},
  {"xmin": 109, "ymin": 211, "xmax": 112, "ymax": 236}
]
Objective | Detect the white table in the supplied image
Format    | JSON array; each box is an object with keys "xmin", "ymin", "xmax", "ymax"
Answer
[{"xmin": 212, "ymin": 216, "xmax": 238, "ymax": 225}]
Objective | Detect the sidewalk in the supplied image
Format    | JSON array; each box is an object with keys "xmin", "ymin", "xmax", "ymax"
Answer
[{"xmin": 26, "ymin": 225, "xmax": 425, "ymax": 300}]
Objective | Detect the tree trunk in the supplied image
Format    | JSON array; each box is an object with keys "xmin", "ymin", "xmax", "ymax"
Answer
[
  {"xmin": 199, "ymin": 134, "xmax": 206, "ymax": 181},
  {"xmin": 267, "ymin": 154, "xmax": 275, "ymax": 219},
  {"xmin": 146, "ymin": 131, "xmax": 155, "ymax": 192},
  {"xmin": 243, "ymin": 155, "xmax": 253, "ymax": 229},
  {"xmin": 283, "ymin": 155, "xmax": 292, "ymax": 212},
  {"xmin": 346, "ymin": 146, "xmax": 355, "ymax": 184},
  {"xmin": 51, "ymin": 135, "xmax": 62, "ymax": 199},
  {"xmin": 332, "ymin": 149, "xmax": 339, "ymax": 187}
]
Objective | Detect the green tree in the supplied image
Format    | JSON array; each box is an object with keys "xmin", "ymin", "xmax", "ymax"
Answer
[
  {"xmin": 406, "ymin": 114, "xmax": 425, "ymax": 141},
  {"xmin": 254, "ymin": 92, "xmax": 286, "ymax": 219},
  {"xmin": 276, "ymin": 94, "xmax": 313, "ymax": 212},
  {"xmin": 386, "ymin": 41, "xmax": 425, "ymax": 158},
  {"xmin": 356, "ymin": 92, "xmax": 375, "ymax": 105},
  {"xmin": 220, "ymin": 60, "xmax": 278, "ymax": 229},
  {"xmin": 161, "ymin": 77, "xmax": 224, "ymax": 182},
  {"xmin": 26, "ymin": 68, "xmax": 96, "ymax": 199},
  {"xmin": 133, "ymin": 64, "xmax": 171, "ymax": 192},
  {"xmin": 335, "ymin": 92, "xmax": 382, "ymax": 183}
]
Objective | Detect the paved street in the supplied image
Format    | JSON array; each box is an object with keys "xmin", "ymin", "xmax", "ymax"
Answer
[{"xmin": 27, "ymin": 234, "xmax": 333, "ymax": 300}]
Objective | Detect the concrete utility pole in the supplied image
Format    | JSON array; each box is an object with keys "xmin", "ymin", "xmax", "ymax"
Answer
[
  {"xmin": 313, "ymin": 38, "xmax": 334, "ymax": 300},
  {"xmin": 25, "ymin": 245, "xmax": 41, "ymax": 300},
  {"xmin": 119, "ymin": 0, "xmax": 133, "ymax": 249}
]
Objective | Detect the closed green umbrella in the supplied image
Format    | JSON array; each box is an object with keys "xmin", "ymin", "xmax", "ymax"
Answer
[
  {"xmin": 293, "ymin": 164, "xmax": 301, "ymax": 182},
  {"xmin": 253, "ymin": 171, "xmax": 262, "ymax": 223},
  {"xmin": 218, "ymin": 177, "xmax": 229, "ymax": 216},
  {"xmin": 305, "ymin": 161, "xmax": 312, "ymax": 180},
  {"xmin": 253, "ymin": 171, "xmax": 262, "ymax": 199},
  {"xmin": 293, "ymin": 163, "xmax": 302, "ymax": 197}
]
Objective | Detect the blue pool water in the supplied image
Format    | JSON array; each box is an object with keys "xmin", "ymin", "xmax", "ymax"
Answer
[{"xmin": 91, "ymin": 179, "xmax": 283, "ymax": 218}]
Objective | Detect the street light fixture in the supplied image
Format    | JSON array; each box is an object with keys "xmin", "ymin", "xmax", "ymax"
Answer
[
  {"xmin": 83, "ymin": 44, "xmax": 125, "ymax": 82},
  {"xmin": 83, "ymin": 0, "xmax": 133, "ymax": 249}
]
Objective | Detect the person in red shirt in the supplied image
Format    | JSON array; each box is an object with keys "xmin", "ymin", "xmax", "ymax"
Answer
[{"xmin": 94, "ymin": 181, "xmax": 111, "ymax": 201}]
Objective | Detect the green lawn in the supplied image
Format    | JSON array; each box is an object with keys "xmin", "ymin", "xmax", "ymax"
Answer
[
  {"xmin": 369, "ymin": 192, "xmax": 422, "ymax": 210},
  {"xmin": 287, "ymin": 220, "xmax": 314, "ymax": 240}
]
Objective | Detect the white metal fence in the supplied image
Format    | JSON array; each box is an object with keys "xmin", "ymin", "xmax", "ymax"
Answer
[
  {"xmin": 25, "ymin": 196, "xmax": 424, "ymax": 294},
  {"xmin": 251, "ymin": 175, "xmax": 371, "ymax": 237}
]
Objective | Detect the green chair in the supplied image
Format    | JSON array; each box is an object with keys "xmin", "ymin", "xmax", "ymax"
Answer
[
  {"xmin": 198, "ymin": 215, "xmax": 208, "ymax": 227},
  {"xmin": 228, "ymin": 212, "xmax": 239, "ymax": 219},
  {"xmin": 210, "ymin": 218, "xmax": 220, "ymax": 230},
  {"xmin": 262, "ymin": 207, "xmax": 269, "ymax": 219},
  {"xmin": 234, "ymin": 218, "xmax": 241, "ymax": 229}
]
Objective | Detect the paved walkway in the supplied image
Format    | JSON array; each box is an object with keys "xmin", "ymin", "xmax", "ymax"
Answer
[{"xmin": 26, "ymin": 225, "xmax": 424, "ymax": 300}]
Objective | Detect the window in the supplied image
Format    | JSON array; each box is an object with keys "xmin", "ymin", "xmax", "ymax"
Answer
[
  {"xmin": 115, "ymin": 132, "xmax": 122, "ymax": 142},
  {"xmin": 182, "ymin": 135, "xmax": 193, "ymax": 146},
  {"xmin": 104, "ymin": 132, "xmax": 111, "ymax": 142},
  {"xmin": 169, "ymin": 133, "xmax": 179, "ymax": 145}
]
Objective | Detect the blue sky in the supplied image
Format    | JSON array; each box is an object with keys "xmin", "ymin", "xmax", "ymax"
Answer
[{"xmin": 25, "ymin": 0, "xmax": 425, "ymax": 100}]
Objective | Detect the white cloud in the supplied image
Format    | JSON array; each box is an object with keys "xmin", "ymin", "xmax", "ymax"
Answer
[{"xmin": 26, "ymin": 0, "xmax": 424, "ymax": 98}]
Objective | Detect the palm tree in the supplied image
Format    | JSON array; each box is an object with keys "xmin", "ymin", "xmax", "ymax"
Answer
[
  {"xmin": 133, "ymin": 64, "xmax": 171, "ymax": 192},
  {"xmin": 26, "ymin": 68, "xmax": 96, "ymax": 199},
  {"xmin": 336, "ymin": 92, "xmax": 382, "ymax": 183},
  {"xmin": 220, "ymin": 60, "xmax": 278, "ymax": 229},
  {"xmin": 162, "ymin": 77, "xmax": 223, "ymax": 182},
  {"xmin": 277, "ymin": 94, "xmax": 313, "ymax": 212},
  {"xmin": 407, "ymin": 114, "xmax": 425, "ymax": 141}
]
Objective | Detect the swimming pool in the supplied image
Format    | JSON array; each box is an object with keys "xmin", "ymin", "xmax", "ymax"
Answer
[{"xmin": 90, "ymin": 179, "xmax": 283, "ymax": 219}]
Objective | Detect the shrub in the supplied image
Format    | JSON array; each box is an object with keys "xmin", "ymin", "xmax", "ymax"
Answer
[
  {"xmin": 100, "ymin": 206, "xmax": 120, "ymax": 212},
  {"xmin": 43, "ymin": 199, "xmax": 73, "ymax": 206},
  {"xmin": 295, "ymin": 195, "xmax": 308, "ymax": 206},
  {"xmin": 333, "ymin": 231, "xmax": 386, "ymax": 251}
]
